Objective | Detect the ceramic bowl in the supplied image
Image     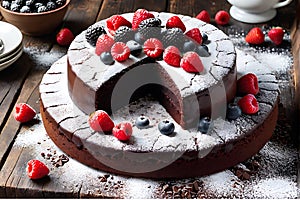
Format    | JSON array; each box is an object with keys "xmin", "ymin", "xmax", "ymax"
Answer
[{"xmin": 0, "ymin": 0, "xmax": 70, "ymax": 36}]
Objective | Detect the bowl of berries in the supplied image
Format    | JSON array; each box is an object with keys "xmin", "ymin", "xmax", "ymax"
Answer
[{"xmin": 0, "ymin": 0, "xmax": 70, "ymax": 36}]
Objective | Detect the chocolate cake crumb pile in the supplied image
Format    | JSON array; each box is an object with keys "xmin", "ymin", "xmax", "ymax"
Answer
[{"xmin": 41, "ymin": 148, "xmax": 69, "ymax": 168}]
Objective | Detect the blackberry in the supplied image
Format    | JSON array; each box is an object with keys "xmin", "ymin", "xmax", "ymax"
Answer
[
  {"xmin": 138, "ymin": 18, "xmax": 162, "ymax": 39},
  {"xmin": 20, "ymin": 5, "xmax": 31, "ymax": 13},
  {"xmin": 46, "ymin": 1, "xmax": 56, "ymax": 10},
  {"xmin": 114, "ymin": 26, "xmax": 135, "ymax": 43},
  {"xmin": 85, "ymin": 24, "xmax": 106, "ymax": 46},
  {"xmin": 2, "ymin": 1, "xmax": 10, "ymax": 9},
  {"xmin": 34, "ymin": 2, "xmax": 43, "ymax": 9},
  {"xmin": 161, "ymin": 28, "xmax": 186, "ymax": 51},
  {"xmin": 37, "ymin": 5, "xmax": 47, "ymax": 12}
]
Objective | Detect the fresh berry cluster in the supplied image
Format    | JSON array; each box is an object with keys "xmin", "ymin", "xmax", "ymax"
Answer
[
  {"xmin": 1, "ymin": 0, "xmax": 66, "ymax": 13},
  {"xmin": 88, "ymin": 110, "xmax": 132, "ymax": 141},
  {"xmin": 85, "ymin": 9, "xmax": 213, "ymax": 74},
  {"xmin": 245, "ymin": 27, "xmax": 285, "ymax": 46}
]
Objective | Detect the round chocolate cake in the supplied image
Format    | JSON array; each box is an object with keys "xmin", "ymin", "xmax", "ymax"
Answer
[{"xmin": 39, "ymin": 10, "xmax": 279, "ymax": 179}]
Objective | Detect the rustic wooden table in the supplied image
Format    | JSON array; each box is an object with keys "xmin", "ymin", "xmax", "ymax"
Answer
[{"xmin": 0, "ymin": 0, "xmax": 299, "ymax": 198}]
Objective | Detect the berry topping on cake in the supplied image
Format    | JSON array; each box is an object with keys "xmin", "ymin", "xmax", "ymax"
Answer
[
  {"xmin": 238, "ymin": 94, "xmax": 259, "ymax": 115},
  {"xmin": 185, "ymin": 28, "xmax": 202, "ymax": 44},
  {"xmin": 268, "ymin": 27, "xmax": 284, "ymax": 45},
  {"xmin": 196, "ymin": 10, "xmax": 211, "ymax": 23},
  {"xmin": 85, "ymin": 24, "xmax": 106, "ymax": 46},
  {"xmin": 134, "ymin": 32, "xmax": 146, "ymax": 44},
  {"xmin": 180, "ymin": 52, "xmax": 204, "ymax": 73},
  {"xmin": 158, "ymin": 120, "xmax": 175, "ymax": 136},
  {"xmin": 126, "ymin": 40, "xmax": 142, "ymax": 57},
  {"xmin": 163, "ymin": 46, "xmax": 181, "ymax": 67},
  {"xmin": 95, "ymin": 34, "xmax": 115, "ymax": 56},
  {"xmin": 132, "ymin": 9, "xmax": 155, "ymax": 30},
  {"xmin": 138, "ymin": 17, "xmax": 162, "ymax": 40},
  {"xmin": 245, "ymin": 27, "xmax": 265, "ymax": 45},
  {"xmin": 114, "ymin": 26, "xmax": 135, "ymax": 43},
  {"xmin": 198, "ymin": 117, "xmax": 211, "ymax": 133},
  {"xmin": 106, "ymin": 15, "xmax": 132, "ymax": 35},
  {"xmin": 135, "ymin": 116, "xmax": 150, "ymax": 129},
  {"xmin": 56, "ymin": 28, "xmax": 74, "ymax": 46},
  {"xmin": 112, "ymin": 122, "xmax": 133, "ymax": 141},
  {"xmin": 226, "ymin": 103, "xmax": 242, "ymax": 120},
  {"xmin": 14, "ymin": 103, "xmax": 36, "ymax": 123},
  {"xmin": 100, "ymin": 52, "xmax": 115, "ymax": 65},
  {"xmin": 27, "ymin": 159, "xmax": 49, "ymax": 180},
  {"xmin": 111, "ymin": 42, "xmax": 131, "ymax": 62},
  {"xmin": 143, "ymin": 38, "xmax": 164, "ymax": 58},
  {"xmin": 215, "ymin": 10, "xmax": 230, "ymax": 25},
  {"xmin": 202, "ymin": 33, "xmax": 208, "ymax": 43},
  {"xmin": 237, "ymin": 73, "xmax": 259, "ymax": 95},
  {"xmin": 161, "ymin": 28, "xmax": 185, "ymax": 50},
  {"xmin": 166, "ymin": 15, "xmax": 186, "ymax": 32},
  {"xmin": 196, "ymin": 45, "xmax": 210, "ymax": 57},
  {"xmin": 88, "ymin": 110, "xmax": 115, "ymax": 132}
]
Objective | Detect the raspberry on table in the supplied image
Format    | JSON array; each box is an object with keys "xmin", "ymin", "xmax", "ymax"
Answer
[
  {"xmin": 196, "ymin": 10, "xmax": 211, "ymax": 24},
  {"xmin": 14, "ymin": 103, "xmax": 36, "ymax": 123},
  {"xmin": 27, "ymin": 159, "xmax": 50, "ymax": 180}
]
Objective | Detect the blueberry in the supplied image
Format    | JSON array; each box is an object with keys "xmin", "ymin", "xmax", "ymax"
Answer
[
  {"xmin": 134, "ymin": 32, "xmax": 146, "ymax": 44},
  {"xmin": 198, "ymin": 117, "xmax": 211, "ymax": 133},
  {"xmin": 196, "ymin": 45, "xmax": 210, "ymax": 57},
  {"xmin": 34, "ymin": 2, "xmax": 43, "ymax": 9},
  {"xmin": 202, "ymin": 33, "xmax": 208, "ymax": 43},
  {"xmin": 10, "ymin": 3, "xmax": 20, "ymax": 12},
  {"xmin": 100, "ymin": 52, "xmax": 115, "ymax": 65},
  {"xmin": 37, "ymin": 5, "xmax": 47, "ymax": 13},
  {"xmin": 135, "ymin": 116, "xmax": 150, "ymax": 129},
  {"xmin": 126, "ymin": 40, "xmax": 142, "ymax": 57},
  {"xmin": 46, "ymin": 1, "xmax": 56, "ymax": 11},
  {"xmin": 25, "ymin": 0, "xmax": 35, "ymax": 7},
  {"xmin": 20, "ymin": 5, "xmax": 31, "ymax": 13},
  {"xmin": 183, "ymin": 40, "xmax": 196, "ymax": 53},
  {"xmin": 158, "ymin": 120, "xmax": 175, "ymax": 136},
  {"xmin": 2, "ymin": 1, "xmax": 10, "ymax": 9},
  {"xmin": 226, "ymin": 103, "xmax": 242, "ymax": 120}
]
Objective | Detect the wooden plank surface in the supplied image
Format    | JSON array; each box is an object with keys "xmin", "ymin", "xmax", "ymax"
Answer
[{"xmin": 0, "ymin": 0, "xmax": 299, "ymax": 198}]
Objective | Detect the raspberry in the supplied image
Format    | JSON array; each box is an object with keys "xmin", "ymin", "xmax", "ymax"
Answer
[
  {"xmin": 245, "ymin": 27, "xmax": 265, "ymax": 45},
  {"xmin": 14, "ymin": 103, "xmax": 36, "ymax": 123},
  {"xmin": 88, "ymin": 110, "xmax": 114, "ymax": 132},
  {"xmin": 268, "ymin": 27, "xmax": 284, "ymax": 45},
  {"xmin": 163, "ymin": 46, "xmax": 181, "ymax": 67},
  {"xmin": 106, "ymin": 15, "xmax": 132, "ymax": 35},
  {"xmin": 185, "ymin": 28, "xmax": 202, "ymax": 44},
  {"xmin": 111, "ymin": 42, "xmax": 131, "ymax": 62},
  {"xmin": 238, "ymin": 94, "xmax": 259, "ymax": 115},
  {"xmin": 215, "ymin": 10, "xmax": 230, "ymax": 25},
  {"xmin": 180, "ymin": 52, "xmax": 204, "ymax": 73},
  {"xmin": 166, "ymin": 16, "xmax": 186, "ymax": 32},
  {"xmin": 112, "ymin": 122, "xmax": 133, "ymax": 141},
  {"xmin": 196, "ymin": 10, "xmax": 210, "ymax": 24},
  {"xmin": 132, "ymin": 9, "xmax": 154, "ymax": 30},
  {"xmin": 143, "ymin": 38, "xmax": 164, "ymax": 58},
  {"xmin": 56, "ymin": 28, "xmax": 74, "ymax": 46},
  {"xmin": 95, "ymin": 34, "xmax": 115, "ymax": 56},
  {"xmin": 237, "ymin": 73, "xmax": 259, "ymax": 95},
  {"xmin": 27, "ymin": 160, "xmax": 49, "ymax": 180}
]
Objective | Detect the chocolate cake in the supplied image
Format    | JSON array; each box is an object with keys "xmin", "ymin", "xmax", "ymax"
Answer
[{"xmin": 39, "ymin": 11, "xmax": 279, "ymax": 179}]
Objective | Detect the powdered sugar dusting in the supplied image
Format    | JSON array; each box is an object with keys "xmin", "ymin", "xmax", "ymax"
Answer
[
  {"xmin": 124, "ymin": 178, "xmax": 158, "ymax": 199},
  {"xmin": 248, "ymin": 178, "xmax": 298, "ymax": 199}
]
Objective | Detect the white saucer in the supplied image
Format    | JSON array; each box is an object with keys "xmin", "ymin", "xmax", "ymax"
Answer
[
  {"xmin": 0, "ymin": 21, "xmax": 23, "ymax": 59},
  {"xmin": 229, "ymin": 6, "xmax": 277, "ymax": 23},
  {"xmin": 0, "ymin": 46, "xmax": 23, "ymax": 72},
  {"xmin": 0, "ymin": 43, "xmax": 23, "ymax": 63}
]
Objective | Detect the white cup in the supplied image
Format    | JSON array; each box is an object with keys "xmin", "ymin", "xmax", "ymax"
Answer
[{"xmin": 227, "ymin": 0, "xmax": 293, "ymax": 23}]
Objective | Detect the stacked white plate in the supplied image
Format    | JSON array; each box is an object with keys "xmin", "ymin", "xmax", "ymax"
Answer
[{"xmin": 0, "ymin": 21, "xmax": 23, "ymax": 72}]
